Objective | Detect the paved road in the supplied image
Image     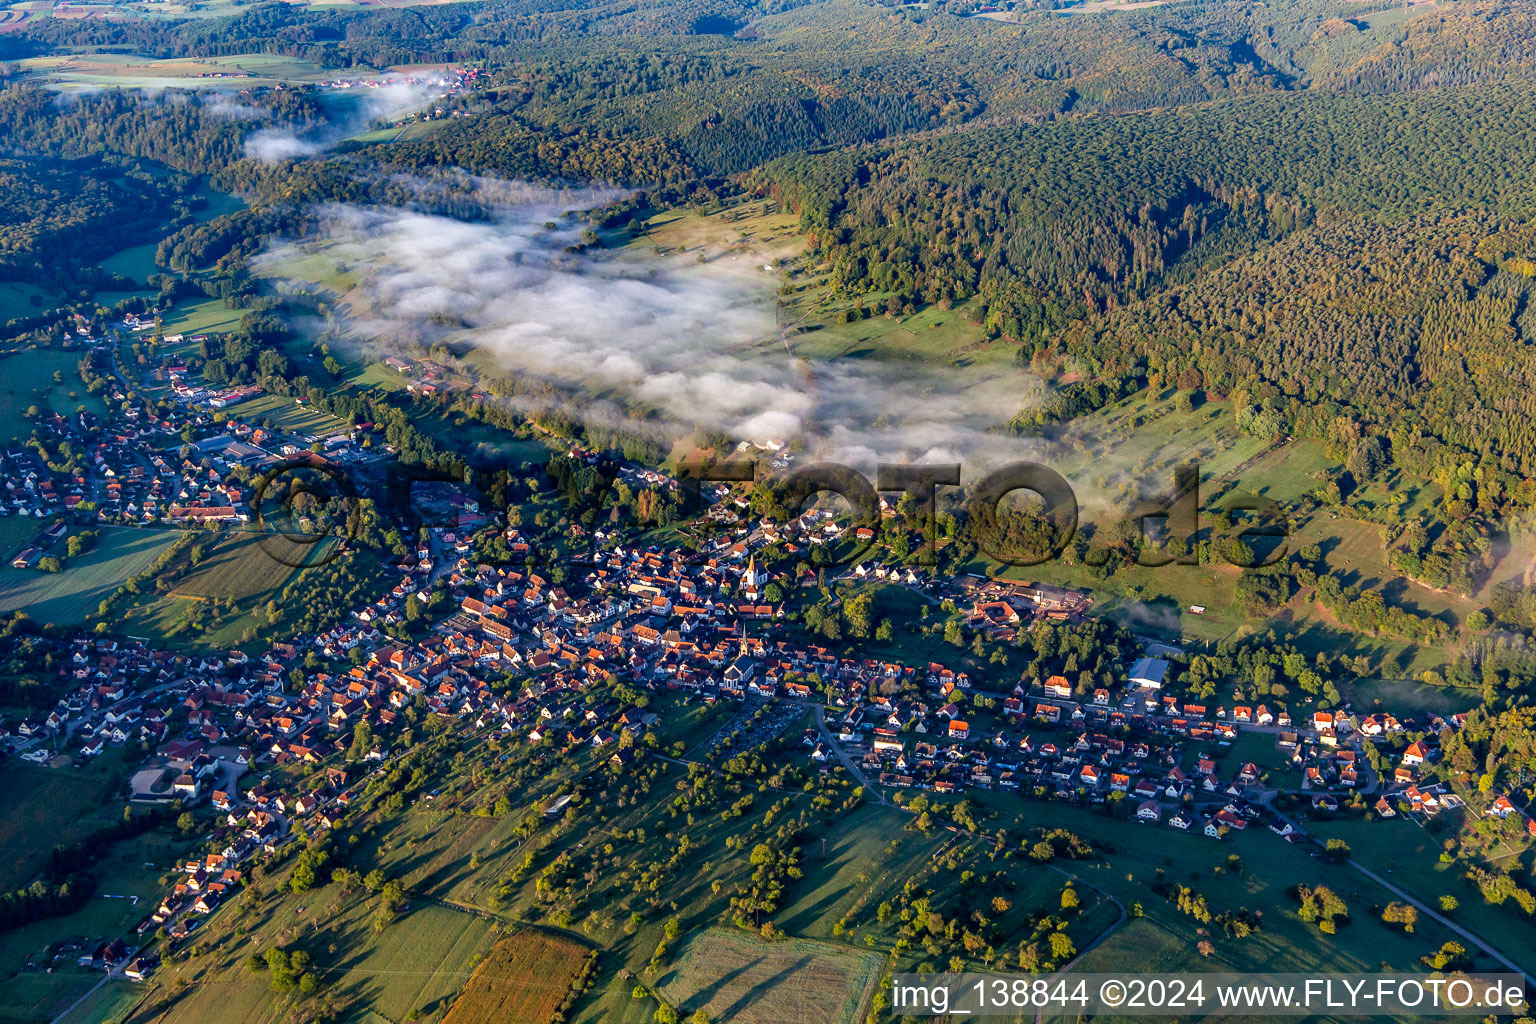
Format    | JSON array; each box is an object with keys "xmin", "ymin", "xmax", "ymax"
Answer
[
  {"xmin": 1033, "ymin": 894, "xmax": 1130, "ymax": 1024},
  {"xmin": 812, "ymin": 705, "xmax": 888, "ymax": 806},
  {"xmin": 48, "ymin": 974, "xmax": 109, "ymax": 1024},
  {"xmin": 49, "ymin": 954, "xmax": 134, "ymax": 1024},
  {"xmin": 1345, "ymin": 858, "xmax": 1534, "ymax": 987}
]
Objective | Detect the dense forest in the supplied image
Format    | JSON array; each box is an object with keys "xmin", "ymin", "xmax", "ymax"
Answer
[
  {"xmin": 760, "ymin": 82, "xmax": 1536, "ymax": 478},
  {"xmin": 0, "ymin": 155, "xmax": 189, "ymax": 287}
]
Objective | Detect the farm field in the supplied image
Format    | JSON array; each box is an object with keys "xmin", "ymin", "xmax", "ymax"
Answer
[
  {"xmin": 440, "ymin": 931, "xmax": 589, "ymax": 1024},
  {"xmin": 0, "ymin": 527, "xmax": 180, "ymax": 625},
  {"xmin": 653, "ymin": 928, "xmax": 885, "ymax": 1024},
  {"xmin": 344, "ymin": 117, "xmax": 447, "ymax": 145}
]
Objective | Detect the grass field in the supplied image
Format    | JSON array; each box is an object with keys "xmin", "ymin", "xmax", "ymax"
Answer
[
  {"xmin": 114, "ymin": 532, "xmax": 330, "ymax": 651},
  {"xmin": 99, "ymin": 241, "xmax": 160, "ymax": 285},
  {"xmin": 221, "ymin": 392, "xmax": 350, "ymax": 436},
  {"xmin": 1231, "ymin": 437, "xmax": 1334, "ymax": 504},
  {"xmin": 0, "ymin": 527, "xmax": 179, "ymax": 625},
  {"xmin": 253, "ymin": 243, "xmax": 361, "ymax": 299},
  {"xmin": 54, "ymin": 980, "xmax": 146, "ymax": 1024},
  {"xmin": 961, "ymin": 791, "xmax": 1477, "ymax": 981},
  {"xmin": 654, "ymin": 928, "xmax": 885, "ymax": 1024},
  {"xmin": 333, "ymin": 742, "xmax": 890, "ymax": 1024},
  {"xmin": 158, "ymin": 296, "xmax": 246, "ymax": 337},
  {"xmin": 0, "ymin": 971, "xmax": 102, "ymax": 1024},
  {"xmin": 0, "ymin": 281, "xmax": 55, "ymax": 323},
  {"xmin": 335, "ymin": 357, "xmax": 409, "ymax": 394},
  {"xmin": 94, "ymin": 288, "xmax": 159, "ymax": 308},
  {"xmin": 632, "ymin": 201, "xmax": 804, "ymax": 268},
  {"xmin": 774, "ymin": 802, "xmax": 1116, "ymax": 960},
  {"xmin": 0, "ymin": 754, "xmax": 149, "ymax": 891},
  {"xmin": 1309, "ymin": 817, "xmax": 1536, "ymax": 978},
  {"xmin": 0, "ymin": 348, "xmax": 109, "ymax": 443},
  {"xmin": 403, "ymin": 404, "xmax": 558, "ymax": 465},
  {"xmin": 1053, "ymin": 389, "xmax": 1275, "ymax": 510},
  {"xmin": 0, "ymin": 516, "xmax": 38, "ymax": 561},
  {"xmin": 440, "ymin": 931, "xmax": 588, "ymax": 1024},
  {"xmin": 19, "ymin": 52, "xmax": 329, "ymax": 86},
  {"xmin": 1213, "ymin": 728, "xmax": 1303, "ymax": 789},
  {"xmin": 775, "ymin": 803, "xmax": 952, "ymax": 940},
  {"xmin": 136, "ymin": 895, "xmax": 497, "ymax": 1024},
  {"xmin": 1341, "ymin": 675, "xmax": 1478, "ymax": 716},
  {"xmin": 0, "ymin": 832, "xmax": 182, "ymax": 1019},
  {"xmin": 170, "ymin": 533, "xmax": 307, "ymax": 600},
  {"xmin": 1298, "ymin": 515, "xmax": 1479, "ymax": 632}
]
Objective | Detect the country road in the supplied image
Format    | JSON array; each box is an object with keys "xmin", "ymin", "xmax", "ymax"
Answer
[
  {"xmin": 1345, "ymin": 858, "xmax": 1534, "ymax": 987},
  {"xmin": 48, "ymin": 975, "xmax": 108, "ymax": 1024}
]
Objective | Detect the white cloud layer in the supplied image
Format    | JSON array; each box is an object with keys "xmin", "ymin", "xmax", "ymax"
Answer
[{"xmin": 260, "ymin": 190, "xmax": 1060, "ymax": 481}]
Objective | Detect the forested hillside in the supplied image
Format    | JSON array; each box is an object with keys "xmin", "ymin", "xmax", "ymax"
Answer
[
  {"xmin": 0, "ymin": 156, "xmax": 188, "ymax": 286},
  {"xmin": 759, "ymin": 81, "xmax": 1536, "ymax": 475}
]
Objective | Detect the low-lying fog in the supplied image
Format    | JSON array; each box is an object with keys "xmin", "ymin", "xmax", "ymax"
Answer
[{"xmin": 259, "ymin": 186, "xmax": 1055, "ymax": 479}]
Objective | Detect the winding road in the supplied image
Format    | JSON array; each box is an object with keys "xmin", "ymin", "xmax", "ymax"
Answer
[{"xmin": 1344, "ymin": 858, "xmax": 1533, "ymax": 987}]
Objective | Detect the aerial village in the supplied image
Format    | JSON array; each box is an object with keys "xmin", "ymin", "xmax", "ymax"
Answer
[{"xmin": 0, "ymin": 311, "xmax": 1512, "ymax": 983}]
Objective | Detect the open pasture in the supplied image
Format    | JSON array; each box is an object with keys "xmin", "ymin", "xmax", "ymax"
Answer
[
  {"xmin": 655, "ymin": 928, "xmax": 884, "ymax": 1024},
  {"xmin": 0, "ymin": 527, "xmax": 179, "ymax": 625}
]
